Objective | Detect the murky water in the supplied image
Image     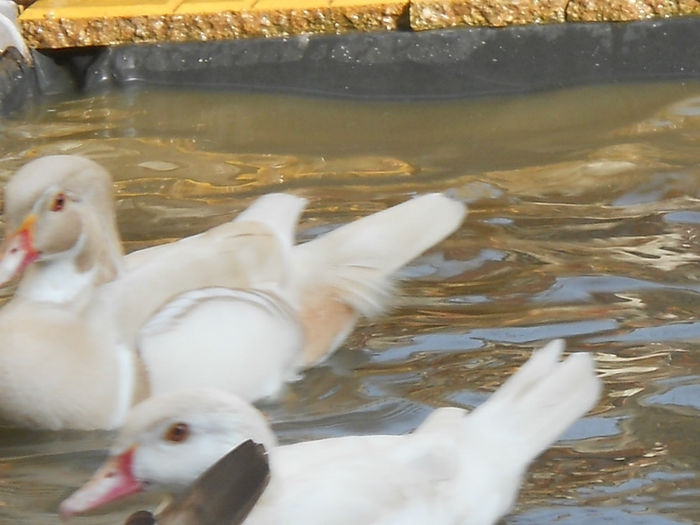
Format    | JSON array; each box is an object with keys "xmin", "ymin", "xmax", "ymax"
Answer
[{"xmin": 0, "ymin": 81, "xmax": 698, "ymax": 524}]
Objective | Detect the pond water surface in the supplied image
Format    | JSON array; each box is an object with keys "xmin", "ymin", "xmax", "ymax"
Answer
[{"xmin": 0, "ymin": 81, "xmax": 698, "ymax": 524}]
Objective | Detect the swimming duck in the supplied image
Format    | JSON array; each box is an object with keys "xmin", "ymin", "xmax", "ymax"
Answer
[
  {"xmin": 0, "ymin": 155, "xmax": 466, "ymax": 430},
  {"xmin": 61, "ymin": 339, "xmax": 601, "ymax": 524}
]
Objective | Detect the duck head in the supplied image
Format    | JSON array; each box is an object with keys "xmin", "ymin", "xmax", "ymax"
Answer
[
  {"xmin": 124, "ymin": 440, "xmax": 270, "ymax": 525},
  {"xmin": 60, "ymin": 388, "xmax": 277, "ymax": 518},
  {"xmin": 0, "ymin": 155, "xmax": 123, "ymax": 286}
]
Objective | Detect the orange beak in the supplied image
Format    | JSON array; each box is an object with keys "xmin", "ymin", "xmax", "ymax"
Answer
[{"xmin": 0, "ymin": 213, "xmax": 39, "ymax": 285}]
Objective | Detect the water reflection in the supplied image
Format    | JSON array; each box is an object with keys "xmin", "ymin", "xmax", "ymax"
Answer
[{"xmin": 0, "ymin": 81, "xmax": 699, "ymax": 523}]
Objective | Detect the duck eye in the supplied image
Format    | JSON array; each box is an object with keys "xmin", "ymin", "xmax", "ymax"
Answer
[
  {"xmin": 50, "ymin": 193, "xmax": 66, "ymax": 212},
  {"xmin": 163, "ymin": 422, "xmax": 190, "ymax": 443}
]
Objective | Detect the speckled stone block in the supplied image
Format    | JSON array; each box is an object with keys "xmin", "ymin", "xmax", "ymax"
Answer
[
  {"xmin": 170, "ymin": 4, "xmax": 407, "ymax": 41},
  {"xmin": 410, "ymin": 0, "xmax": 567, "ymax": 30},
  {"xmin": 565, "ymin": 0, "xmax": 699, "ymax": 22},
  {"xmin": 410, "ymin": 0, "xmax": 699, "ymax": 30},
  {"xmin": 21, "ymin": 15, "xmax": 177, "ymax": 47},
  {"xmin": 19, "ymin": 0, "xmax": 407, "ymax": 47},
  {"xmin": 16, "ymin": 0, "xmax": 700, "ymax": 48}
]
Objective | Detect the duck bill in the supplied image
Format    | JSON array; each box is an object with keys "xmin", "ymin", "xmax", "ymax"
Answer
[
  {"xmin": 59, "ymin": 446, "xmax": 143, "ymax": 519},
  {"xmin": 0, "ymin": 214, "xmax": 39, "ymax": 284}
]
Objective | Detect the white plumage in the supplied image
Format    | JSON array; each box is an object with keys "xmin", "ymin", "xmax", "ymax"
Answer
[
  {"xmin": 61, "ymin": 340, "xmax": 602, "ymax": 524},
  {"xmin": 0, "ymin": 155, "xmax": 466, "ymax": 429}
]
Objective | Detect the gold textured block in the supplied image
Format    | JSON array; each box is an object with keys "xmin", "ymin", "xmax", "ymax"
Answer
[
  {"xmin": 18, "ymin": 0, "xmax": 182, "ymax": 20},
  {"xmin": 175, "ymin": 0, "xmax": 256, "ymax": 14},
  {"xmin": 566, "ymin": 0, "xmax": 699, "ymax": 21},
  {"xmin": 252, "ymin": 0, "xmax": 332, "ymax": 9},
  {"xmin": 177, "ymin": 0, "xmax": 406, "ymax": 38},
  {"xmin": 18, "ymin": 0, "xmax": 700, "ymax": 48},
  {"xmin": 331, "ymin": 0, "xmax": 402, "ymax": 6},
  {"xmin": 410, "ymin": 0, "xmax": 566, "ymax": 31}
]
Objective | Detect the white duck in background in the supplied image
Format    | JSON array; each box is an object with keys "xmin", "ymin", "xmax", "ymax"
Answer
[
  {"xmin": 0, "ymin": 155, "xmax": 466, "ymax": 430},
  {"xmin": 61, "ymin": 340, "xmax": 602, "ymax": 524}
]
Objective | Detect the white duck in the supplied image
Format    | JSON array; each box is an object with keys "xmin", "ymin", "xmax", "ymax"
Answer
[
  {"xmin": 0, "ymin": 155, "xmax": 466, "ymax": 430},
  {"xmin": 60, "ymin": 339, "xmax": 602, "ymax": 525}
]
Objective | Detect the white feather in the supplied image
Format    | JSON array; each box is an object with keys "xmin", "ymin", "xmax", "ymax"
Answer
[
  {"xmin": 0, "ymin": 154, "xmax": 466, "ymax": 429},
  {"xmin": 291, "ymin": 194, "xmax": 467, "ymax": 316},
  {"xmin": 62, "ymin": 340, "xmax": 601, "ymax": 524},
  {"xmin": 137, "ymin": 192, "xmax": 467, "ymax": 399}
]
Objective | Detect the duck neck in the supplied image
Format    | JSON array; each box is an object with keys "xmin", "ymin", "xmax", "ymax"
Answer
[
  {"xmin": 17, "ymin": 256, "xmax": 99, "ymax": 308},
  {"xmin": 16, "ymin": 226, "xmax": 123, "ymax": 308}
]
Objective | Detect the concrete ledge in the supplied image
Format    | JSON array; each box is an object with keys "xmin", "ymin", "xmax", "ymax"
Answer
[
  {"xmin": 411, "ymin": 0, "xmax": 567, "ymax": 31},
  {"xmin": 17, "ymin": 0, "xmax": 700, "ymax": 48},
  {"xmin": 566, "ymin": 0, "xmax": 698, "ymax": 22},
  {"xmin": 2, "ymin": 16, "xmax": 700, "ymax": 115},
  {"xmin": 19, "ymin": 0, "xmax": 410, "ymax": 48},
  {"xmin": 412, "ymin": 0, "xmax": 699, "ymax": 31}
]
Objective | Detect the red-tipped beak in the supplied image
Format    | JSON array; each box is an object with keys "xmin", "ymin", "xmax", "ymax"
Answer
[
  {"xmin": 0, "ymin": 213, "xmax": 39, "ymax": 284},
  {"xmin": 59, "ymin": 446, "xmax": 143, "ymax": 519}
]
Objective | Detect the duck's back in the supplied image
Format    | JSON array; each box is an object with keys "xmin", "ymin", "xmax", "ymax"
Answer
[{"xmin": 245, "ymin": 432, "xmax": 466, "ymax": 525}]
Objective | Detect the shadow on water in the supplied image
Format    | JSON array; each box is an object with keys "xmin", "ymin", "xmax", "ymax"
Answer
[{"xmin": 0, "ymin": 80, "xmax": 698, "ymax": 523}]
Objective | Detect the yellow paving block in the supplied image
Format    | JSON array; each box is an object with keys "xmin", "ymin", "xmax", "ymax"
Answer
[
  {"xmin": 175, "ymin": 0, "xmax": 256, "ymax": 14},
  {"xmin": 19, "ymin": 0, "xmax": 407, "ymax": 47},
  {"xmin": 410, "ymin": 0, "xmax": 567, "ymax": 30},
  {"xmin": 251, "ymin": 0, "xmax": 333, "ymax": 9},
  {"xmin": 567, "ymin": 0, "xmax": 698, "ymax": 22},
  {"xmin": 19, "ymin": 0, "xmax": 183, "ymax": 20},
  {"xmin": 176, "ymin": 0, "xmax": 407, "ymax": 37},
  {"xmin": 175, "ymin": 0, "xmax": 404, "ymax": 13},
  {"xmin": 331, "ymin": 0, "xmax": 403, "ymax": 6}
]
